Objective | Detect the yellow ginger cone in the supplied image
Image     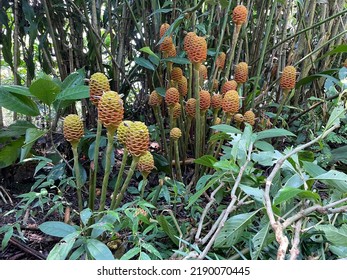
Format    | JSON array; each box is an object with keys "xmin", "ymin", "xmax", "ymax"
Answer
[
  {"xmin": 221, "ymin": 80, "xmax": 238, "ymax": 95},
  {"xmin": 186, "ymin": 98, "xmax": 196, "ymax": 119},
  {"xmin": 98, "ymin": 90, "xmax": 124, "ymax": 132},
  {"xmin": 137, "ymin": 151, "xmax": 155, "ymax": 178},
  {"xmin": 184, "ymin": 32, "xmax": 197, "ymax": 52},
  {"xmin": 63, "ymin": 114, "xmax": 84, "ymax": 145},
  {"xmin": 173, "ymin": 103, "xmax": 181, "ymax": 119},
  {"xmin": 126, "ymin": 121, "xmax": 149, "ymax": 157},
  {"xmin": 199, "ymin": 90, "xmax": 211, "ymax": 112},
  {"xmin": 117, "ymin": 120, "xmax": 133, "ymax": 146},
  {"xmin": 178, "ymin": 76, "xmax": 188, "ymax": 97},
  {"xmin": 244, "ymin": 110, "xmax": 256, "ymax": 126},
  {"xmin": 222, "ymin": 90, "xmax": 239, "ymax": 115},
  {"xmin": 160, "ymin": 36, "xmax": 173, "ymax": 52},
  {"xmin": 148, "ymin": 90, "xmax": 163, "ymax": 107},
  {"xmin": 216, "ymin": 52, "xmax": 226, "ymax": 70},
  {"xmin": 170, "ymin": 127, "xmax": 182, "ymax": 140},
  {"xmin": 234, "ymin": 62, "xmax": 248, "ymax": 84},
  {"xmin": 171, "ymin": 67, "xmax": 183, "ymax": 82},
  {"xmin": 199, "ymin": 64, "xmax": 208, "ymax": 80},
  {"xmin": 165, "ymin": 87, "xmax": 180, "ymax": 107},
  {"xmin": 89, "ymin": 72, "xmax": 110, "ymax": 106},
  {"xmin": 186, "ymin": 35, "xmax": 207, "ymax": 64},
  {"xmin": 160, "ymin": 23, "xmax": 170, "ymax": 38},
  {"xmin": 234, "ymin": 113, "xmax": 244, "ymax": 124},
  {"xmin": 280, "ymin": 66, "xmax": 296, "ymax": 90},
  {"xmin": 232, "ymin": 5, "xmax": 248, "ymax": 26},
  {"xmin": 211, "ymin": 94, "xmax": 223, "ymax": 110},
  {"xmin": 167, "ymin": 43, "xmax": 177, "ymax": 57}
]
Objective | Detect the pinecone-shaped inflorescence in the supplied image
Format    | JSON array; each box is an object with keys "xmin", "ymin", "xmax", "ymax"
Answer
[
  {"xmin": 137, "ymin": 151, "xmax": 155, "ymax": 177},
  {"xmin": 148, "ymin": 90, "xmax": 163, "ymax": 107},
  {"xmin": 184, "ymin": 32, "xmax": 197, "ymax": 52},
  {"xmin": 199, "ymin": 64, "xmax": 208, "ymax": 80},
  {"xmin": 234, "ymin": 113, "xmax": 244, "ymax": 124},
  {"xmin": 126, "ymin": 121, "xmax": 149, "ymax": 157},
  {"xmin": 167, "ymin": 44, "xmax": 177, "ymax": 57},
  {"xmin": 221, "ymin": 80, "xmax": 238, "ymax": 95},
  {"xmin": 211, "ymin": 94, "xmax": 223, "ymax": 110},
  {"xmin": 173, "ymin": 103, "xmax": 181, "ymax": 119},
  {"xmin": 117, "ymin": 120, "xmax": 133, "ymax": 146},
  {"xmin": 186, "ymin": 35, "xmax": 207, "ymax": 65},
  {"xmin": 98, "ymin": 91, "xmax": 124, "ymax": 132},
  {"xmin": 222, "ymin": 90, "xmax": 239, "ymax": 114},
  {"xmin": 216, "ymin": 52, "xmax": 226, "ymax": 70},
  {"xmin": 63, "ymin": 114, "xmax": 84, "ymax": 145},
  {"xmin": 89, "ymin": 72, "xmax": 110, "ymax": 106},
  {"xmin": 170, "ymin": 127, "xmax": 182, "ymax": 140},
  {"xmin": 244, "ymin": 110, "xmax": 256, "ymax": 126},
  {"xmin": 280, "ymin": 66, "xmax": 296, "ymax": 90},
  {"xmin": 165, "ymin": 87, "xmax": 180, "ymax": 107},
  {"xmin": 234, "ymin": 62, "xmax": 248, "ymax": 84},
  {"xmin": 160, "ymin": 36, "xmax": 173, "ymax": 52},
  {"xmin": 171, "ymin": 67, "xmax": 183, "ymax": 82},
  {"xmin": 160, "ymin": 23, "xmax": 170, "ymax": 38},
  {"xmin": 232, "ymin": 5, "xmax": 248, "ymax": 26},
  {"xmin": 178, "ymin": 76, "xmax": 188, "ymax": 97},
  {"xmin": 186, "ymin": 98, "xmax": 196, "ymax": 119},
  {"xmin": 200, "ymin": 90, "xmax": 211, "ymax": 111}
]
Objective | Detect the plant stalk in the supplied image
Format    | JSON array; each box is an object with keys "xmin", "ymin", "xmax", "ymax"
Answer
[{"xmin": 72, "ymin": 143, "xmax": 83, "ymax": 212}]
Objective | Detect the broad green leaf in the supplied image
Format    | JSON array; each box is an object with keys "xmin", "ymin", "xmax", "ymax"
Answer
[
  {"xmin": 139, "ymin": 252, "xmax": 151, "ymax": 260},
  {"xmin": 0, "ymin": 121, "xmax": 36, "ymax": 139},
  {"xmin": 239, "ymin": 185, "xmax": 264, "ymax": 204},
  {"xmin": 69, "ymin": 246, "xmax": 86, "ymax": 260},
  {"xmin": 0, "ymin": 88, "xmax": 40, "ymax": 116},
  {"xmin": 251, "ymin": 221, "xmax": 272, "ymax": 260},
  {"xmin": 0, "ymin": 138, "xmax": 24, "ymax": 168},
  {"xmin": 161, "ymin": 57, "xmax": 191, "ymax": 65},
  {"xmin": 157, "ymin": 215, "xmax": 179, "ymax": 246},
  {"xmin": 273, "ymin": 187, "xmax": 320, "ymax": 205},
  {"xmin": 313, "ymin": 170, "xmax": 347, "ymax": 183},
  {"xmin": 141, "ymin": 243, "xmax": 163, "ymax": 260},
  {"xmin": 194, "ymin": 155, "xmax": 218, "ymax": 168},
  {"xmin": 255, "ymin": 128, "xmax": 295, "ymax": 141},
  {"xmin": 1, "ymin": 227, "xmax": 13, "ymax": 250},
  {"xmin": 254, "ymin": 141, "xmax": 274, "ymax": 152},
  {"xmin": 86, "ymin": 239, "xmax": 114, "ymax": 260},
  {"xmin": 210, "ymin": 124, "xmax": 241, "ymax": 134},
  {"xmin": 80, "ymin": 208, "xmax": 92, "ymax": 226},
  {"xmin": 296, "ymin": 71, "xmax": 339, "ymax": 88},
  {"xmin": 330, "ymin": 246, "xmax": 347, "ymax": 258},
  {"xmin": 326, "ymin": 104, "xmax": 345, "ymax": 129},
  {"xmin": 213, "ymin": 160, "xmax": 239, "ymax": 172},
  {"xmin": 316, "ymin": 224, "xmax": 347, "ymax": 246},
  {"xmin": 134, "ymin": 57, "xmax": 155, "ymax": 71},
  {"xmin": 39, "ymin": 221, "xmax": 77, "ymax": 238},
  {"xmin": 62, "ymin": 71, "xmax": 85, "ymax": 90},
  {"xmin": 284, "ymin": 173, "xmax": 305, "ymax": 188},
  {"xmin": 56, "ymin": 85, "xmax": 90, "ymax": 100},
  {"xmin": 139, "ymin": 46, "xmax": 159, "ymax": 60},
  {"xmin": 20, "ymin": 128, "xmax": 47, "ymax": 161},
  {"xmin": 252, "ymin": 151, "xmax": 274, "ymax": 166},
  {"xmin": 214, "ymin": 210, "xmax": 259, "ymax": 248},
  {"xmin": 120, "ymin": 247, "xmax": 141, "ymax": 260},
  {"xmin": 1, "ymin": 85, "xmax": 31, "ymax": 96},
  {"xmin": 330, "ymin": 145, "xmax": 347, "ymax": 164},
  {"xmin": 29, "ymin": 78, "xmax": 61, "ymax": 105},
  {"xmin": 155, "ymin": 87, "xmax": 166, "ymax": 97},
  {"xmin": 47, "ymin": 231, "xmax": 80, "ymax": 260}
]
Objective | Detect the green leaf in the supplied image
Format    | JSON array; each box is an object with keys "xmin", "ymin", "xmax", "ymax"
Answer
[
  {"xmin": 239, "ymin": 185, "xmax": 264, "ymax": 204},
  {"xmin": 56, "ymin": 85, "xmax": 90, "ymax": 100},
  {"xmin": 20, "ymin": 128, "xmax": 47, "ymax": 161},
  {"xmin": 273, "ymin": 187, "xmax": 320, "ymax": 205},
  {"xmin": 155, "ymin": 87, "xmax": 166, "ymax": 97},
  {"xmin": 210, "ymin": 124, "xmax": 241, "ymax": 134},
  {"xmin": 80, "ymin": 208, "xmax": 92, "ymax": 226},
  {"xmin": 29, "ymin": 78, "xmax": 61, "ymax": 105},
  {"xmin": 255, "ymin": 128, "xmax": 295, "ymax": 141},
  {"xmin": 62, "ymin": 71, "xmax": 85, "ymax": 90},
  {"xmin": 0, "ymin": 87, "xmax": 40, "ymax": 116},
  {"xmin": 251, "ymin": 221, "xmax": 272, "ymax": 260},
  {"xmin": 1, "ymin": 227, "xmax": 13, "ymax": 250},
  {"xmin": 194, "ymin": 155, "xmax": 218, "ymax": 168},
  {"xmin": 47, "ymin": 231, "xmax": 80, "ymax": 260},
  {"xmin": 296, "ymin": 72, "xmax": 339, "ymax": 89},
  {"xmin": 139, "ymin": 252, "xmax": 151, "ymax": 260},
  {"xmin": 330, "ymin": 145, "xmax": 347, "ymax": 164},
  {"xmin": 140, "ymin": 46, "xmax": 159, "ymax": 60},
  {"xmin": 134, "ymin": 57, "xmax": 155, "ymax": 71},
  {"xmin": 1, "ymin": 85, "xmax": 31, "ymax": 96},
  {"xmin": 86, "ymin": 239, "xmax": 114, "ymax": 260},
  {"xmin": 0, "ymin": 138, "xmax": 24, "ymax": 168},
  {"xmin": 0, "ymin": 121, "xmax": 36, "ymax": 139},
  {"xmin": 254, "ymin": 141, "xmax": 274, "ymax": 152},
  {"xmin": 141, "ymin": 243, "xmax": 162, "ymax": 259},
  {"xmin": 214, "ymin": 210, "xmax": 259, "ymax": 248},
  {"xmin": 326, "ymin": 104, "xmax": 345, "ymax": 129},
  {"xmin": 157, "ymin": 215, "xmax": 179, "ymax": 246},
  {"xmin": 120, "ymin": 247, "xmax": 141, "ymax": 260},
  {"xmin": 316, "ymin": 224, "xmax": 347, "ymax": 246},
  {"xmin": 161, "ymin": 57, "xmax": 191, "ymax": 65},
  {"xmin": 39, "ymin": 221, "xmax": 77, "ymax": 238}
]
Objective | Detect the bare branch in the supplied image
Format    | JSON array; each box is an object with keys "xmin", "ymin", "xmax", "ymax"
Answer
[{"xmin": 289, "ymin": 218, "xmax": 303, "ymax": 260}]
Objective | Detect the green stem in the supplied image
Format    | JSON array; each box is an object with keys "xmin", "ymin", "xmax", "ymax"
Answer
[
  {"xmin": 113, "ymin": 157, "xmax": 139, "ymax": 209},
  {"xmin": 273, "ymin": 89, "xmax": 290, "ymax": 127},
  {"xmin": 110, "ymin": 148, "xmax": 129, "ymax": 210},
  {"xmin": 88, "ymin": 119, "xmax": 102, "ymax": 211},
  {"xmin": 224, "ymin": 24, "xmax": 241, "ymax": 81},
  {"xmin": 214, "ymin": 114, "xmax": 232, "ymax": 158},
  {"xmin": 183, "ymin": 117, "xmax": 192, "ymax": 171},
  {"xmin": 98, "ymin": 129, "xmax": 116, "ymax": 211},
  {"xmin": 188, "ymin": 64, "xmax": 193, "ymax": 99},
  {"xmin": 173, "ymin": 140, "xmax": 183, "ymax": 182},
  {"xmin": 72, "ymin": 143, "xmax": 83, "ymax": 212},
  {"xmin": 140, "ymin": 177, "xmax": 148, "ymax": 199},
  {"xmin": 151, "ymin": 182, "xmax": 163, "ymax": 207},
  {"xmin": 250, "ymin": 1, "xmax": 276, "ymax": 108},
  {"xmin": 194, "ymin": 63, "xmax": 201, "ymax": 172},
  {"xmin": 153, "ymin": 106, "xmax": 168, "ymax": 156}
]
